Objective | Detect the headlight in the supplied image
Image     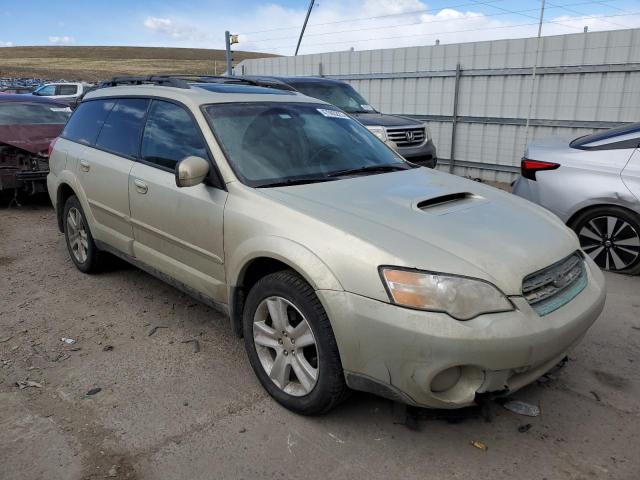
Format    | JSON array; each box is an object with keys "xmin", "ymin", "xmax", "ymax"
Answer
[
  {"xmin": 423, "ymin": 123, "xmax": 431, "ymax": 141},
  {"xmin": 380, "ymin": 268, "xmax": 513, "ymax": 320},
  {"xmin": 366, "ymin": 126, "xmax": 387, "ymax": 141}
]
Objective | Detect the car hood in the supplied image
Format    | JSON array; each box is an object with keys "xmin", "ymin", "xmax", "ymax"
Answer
[
  {"xmin": 351, "ymin": 112, "xmax": 422, "ymax": 127},
  {"xmin": 0, "ymin": 124, "xmax": 64, "ymax": 155},
  {"xmin": 262, "ymin": 169, "xmax": 579, "ymax": 295}
]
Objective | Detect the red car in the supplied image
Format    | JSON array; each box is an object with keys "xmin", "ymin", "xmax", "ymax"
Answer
[{"xmin": 0, "ymin": 95, "xmax": 71, "ymax": 195}]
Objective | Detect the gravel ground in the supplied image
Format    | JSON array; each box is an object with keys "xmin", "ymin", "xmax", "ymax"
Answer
[{"xmin": 1, "ymin": 198, "xmax": 639, "ymax": 480}]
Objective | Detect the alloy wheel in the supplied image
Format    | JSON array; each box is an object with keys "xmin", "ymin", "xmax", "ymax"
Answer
[
  {"xmin": 578, "ymin": 215, "xmax": 640, "ymax": 271},
  {"xmin": 252, "ymin": 296, "xmax": 319, "ymax": 396},
  {"xmin": 66, "ymin": 207, "xmax": 89, "ymax": 264}
]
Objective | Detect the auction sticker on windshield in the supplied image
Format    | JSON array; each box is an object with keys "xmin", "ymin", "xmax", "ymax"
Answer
[{"xmin": 317, "ymin": 108, "xmax": 349, "ymax": 119}]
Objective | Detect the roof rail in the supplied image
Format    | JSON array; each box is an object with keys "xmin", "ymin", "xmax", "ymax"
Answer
[
  {"xmin": 171, "ymin": 75, "xmax": 296, "ymax": 91},
  {"xmin": 98, "ymin": 75, "xmax": 191, "ymax": 89},
  {"xmin": 96, "ymin": 74, "xmax": 296, "ymax": 92}
]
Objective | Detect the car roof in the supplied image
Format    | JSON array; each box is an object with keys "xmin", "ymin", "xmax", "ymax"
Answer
[
  {"xmin": 0, "ymin": 94, "xmax": 69, "ymax": 106},
  {"xmin": 84, "ymin": 83, "xmax": 331, "ymax": 108},
  {"xmin": 246, "ymin": 75, "xmax": 347, "ymax": 86},
  {"xmin": 39, "ymin": 82, "xmax": 87, "ymax": 86}
]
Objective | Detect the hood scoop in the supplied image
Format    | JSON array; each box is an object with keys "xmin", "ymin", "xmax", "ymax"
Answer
[{"xmin": 416, "ymin": 192, "xmax": 486, "ymax": 215}]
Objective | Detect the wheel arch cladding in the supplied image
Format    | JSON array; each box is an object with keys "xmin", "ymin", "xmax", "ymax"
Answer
[
  {"xmin": 56, "ymin": 183, "xmax": 77, "ymax": 232},
  {"xmin": 227, "ymin": 238, "xmax": 344, "ymax": 337}
]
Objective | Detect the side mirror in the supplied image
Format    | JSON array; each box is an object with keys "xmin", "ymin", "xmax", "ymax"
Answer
[{"xmin": 175, "ymin": 156, "xmax": 210, "ymax": 188}]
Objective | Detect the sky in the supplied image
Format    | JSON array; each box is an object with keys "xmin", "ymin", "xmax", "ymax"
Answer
[{"xmin": 1, "ymin": 0, "xmax": 640, "ymax": 54}]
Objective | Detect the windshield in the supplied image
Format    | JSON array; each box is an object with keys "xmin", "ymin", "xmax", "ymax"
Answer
[
  {"xmin": 288, "ymin": 82, "xmax": 376, "ymax": 114},
  {"xmin": 0, "ymin": 103, "xmax": 71, "ymax": 125},
  {"xmin": 204, "ymin": 102, "xmax": 409, "ymax": 187}
]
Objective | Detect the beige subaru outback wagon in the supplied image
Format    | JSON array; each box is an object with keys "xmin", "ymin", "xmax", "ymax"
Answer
[{"xmin": 47, "ymin": 76, "xmax": 606, "ymax": 415}]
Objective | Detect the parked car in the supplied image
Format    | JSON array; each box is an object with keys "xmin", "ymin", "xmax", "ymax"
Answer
[
  {"xmin": 0, "ymin": 95, "xmax": 71, "ymax": 195},
  {"xmin": 48, "ymin": 76, "xmax": 605, "ymax": 415},
  {"xmin": 0, "ymin": 86, "xmax": 36, "ymax": 94},
  {"xmin": 243, "ymin": 75, "xmax": 437, "ymax": 168},
  {"xmin": 513, "ymin": 124, "xmax": 640, "ymax": 274},
  {"xmin": 32, "ymin": 82, "xmax": 93, "ymax": 108}
]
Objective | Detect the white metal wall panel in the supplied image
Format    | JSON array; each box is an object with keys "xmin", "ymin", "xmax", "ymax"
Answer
[{"xmin": 237, "ymin": 28, "xmax": 640, "ymax": 182}]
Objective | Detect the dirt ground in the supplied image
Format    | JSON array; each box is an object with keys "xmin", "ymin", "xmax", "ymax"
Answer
[
  {"xmin": 1, "ymin": 197, "xmax": 639, "ymax": 480},
  {"xmin": 0, "ymin": 46, "xmax": 276, "ymax": 81}
]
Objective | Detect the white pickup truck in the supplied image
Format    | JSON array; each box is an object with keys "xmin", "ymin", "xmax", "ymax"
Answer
[{"xmin": 32, "ymin": 82, "xmax": 94, "ymax": 107}]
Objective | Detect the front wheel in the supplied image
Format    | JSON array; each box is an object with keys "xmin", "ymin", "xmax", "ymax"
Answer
[
  {"xmin": 571, "ymin": 206, "xmax": 640, "ymax": 274},
  {"xmin": 243, "ymin": 270, "xmax": 348, "ymax": 415}
]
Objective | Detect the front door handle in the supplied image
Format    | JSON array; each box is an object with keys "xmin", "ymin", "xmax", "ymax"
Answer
[
  {"xmin": 133, "ymin": 178, "xmax": 148, "ymax": 194},
  {"xmin": 79, "ymin": 160, "xmax": 90, "ymax": 172}
]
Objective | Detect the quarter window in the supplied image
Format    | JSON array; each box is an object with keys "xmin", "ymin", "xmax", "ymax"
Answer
[
  {"xmin": 62, "ymin": 99, "xmax": 115, "ymax": 146},
  {"xmin": 95, "ymin": 99, "xmax": 149, "ymax": 158},
  {"xmin": 57, "ymin": 84, "xmax": 78, "ymax": 95},
  {"xmin": 141, "ymin": 100, "xmax": 208, "ymax": 170}
]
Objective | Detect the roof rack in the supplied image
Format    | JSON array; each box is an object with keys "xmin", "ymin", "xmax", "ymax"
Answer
[
  {"xmin": 98, "ymin": 75, "xmax": 191, "ymax": 89},
  {"xmin": 96, "ymin": 74, "xmax": 296, "ymax": 92},
  {"xmin": 171, "ymin": 75, "xmax": 296, "ymax": 91}
]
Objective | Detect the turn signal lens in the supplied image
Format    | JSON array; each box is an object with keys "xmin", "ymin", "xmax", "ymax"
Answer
[{"xmin": 521, "ymin": 158, "xmax": 559, "ymax": 180}]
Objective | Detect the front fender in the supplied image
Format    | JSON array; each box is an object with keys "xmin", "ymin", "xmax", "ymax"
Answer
[{"xmin": 227, "ymin": 235, "xmax": 343, "ymax": 292}]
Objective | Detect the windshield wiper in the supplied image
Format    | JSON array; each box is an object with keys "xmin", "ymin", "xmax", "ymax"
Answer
[
  {"xmin": 327, "ymin": 164, "xmax": 410, "ymax": 178},
  {"xmin": 256, "ymin": 177, "xmax": 336, "ymax": 188}
]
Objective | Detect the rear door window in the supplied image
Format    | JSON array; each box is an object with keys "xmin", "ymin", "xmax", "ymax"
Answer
[
  {"xmin": 95, "ymin": 98, "xmax": 149, "ymax": 158},
  {"xmin": 141, "ymin": 100, "xmax": 208, "ymax": 171},
  {"xmin": 62, "ymin": 99, "xmax": 116, "ymax": 146},
  {"xmin": 57, "ymin": 84, "xmax": 78, "ymax": 95}
]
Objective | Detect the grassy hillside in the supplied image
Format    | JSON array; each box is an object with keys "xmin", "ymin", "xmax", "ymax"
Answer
[{"xmin": 0, "ymin": 46, "xmax": 277, "ymax": 82}]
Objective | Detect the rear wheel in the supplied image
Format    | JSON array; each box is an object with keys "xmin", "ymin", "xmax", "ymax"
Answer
[
  {"xmin": 63, "ymin": 195, "xmax": 102, "ymax": 273},
  {"xmin": 242, "ymin": 270, "xmax": 349, "ymax": 415},
  {"xmin": 570, "ymin": 206, "xmax": 640, "ymax": 274}
]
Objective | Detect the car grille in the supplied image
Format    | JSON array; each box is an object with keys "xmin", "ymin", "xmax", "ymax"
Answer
[
  {"xmin": 522, "ymin": 252, "xmax": 587, "ymax": 316},
  {"xmin": 386, "ymin": 127, "xmax": 425, "ymax": 147}
]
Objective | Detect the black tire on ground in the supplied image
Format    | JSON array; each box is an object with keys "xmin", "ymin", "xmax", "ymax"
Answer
[
  {"xmin": 63, "ymin": 195, "xmax": 102, "ymax": 274},
  {"xmin": 242, "ymin": 270, "xmax": 349, "ymax": 415},
  {"xmin": 569, "ymin": 205, "xmax": 640, "ymax": 275}
]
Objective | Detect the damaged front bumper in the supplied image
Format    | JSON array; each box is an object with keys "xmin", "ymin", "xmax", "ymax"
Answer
[
  {"xmin": 0, "ymin": 146, "xmax": 49, "ymax": 194},
  {"xmin": 317, "ymin": 258, "xmax": 606, "ymax": 409}
]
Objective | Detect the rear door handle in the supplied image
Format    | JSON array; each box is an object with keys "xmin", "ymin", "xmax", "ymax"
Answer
[
  {"xmin": 133, "ymin": 178, "xmax": 148, "ymax": 194},
  {"xmin": 79, "ymin": 160, "xmax": 90, "ymax": 172}
]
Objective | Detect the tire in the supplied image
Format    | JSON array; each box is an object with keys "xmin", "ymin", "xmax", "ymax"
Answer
[
  {"xmin": 242, "ymin": 270, "xmax": 349, "ymax": 415},
  {"xmin": 63, "ymin": 195, "xmax": 102, "ymax": 273},
  {"xmin": 570, "ymin": 206, "xmax": 640, "ymax": 275}
]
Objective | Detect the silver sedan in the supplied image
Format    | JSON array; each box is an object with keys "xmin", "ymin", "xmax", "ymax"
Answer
[{"xmin": 513, "ymin": 123, "xmax": 640, "ymax": 274}]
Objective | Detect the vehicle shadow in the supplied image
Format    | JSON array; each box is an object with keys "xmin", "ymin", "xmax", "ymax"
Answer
[{"xmin": 1, "ymin": 191, "xmax": 53, "ymax": 210}]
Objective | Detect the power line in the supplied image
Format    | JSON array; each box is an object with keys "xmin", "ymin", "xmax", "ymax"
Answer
[
  {"xmin": 263, "ymin": 10, "xmax": 640, "ymax": 51},
  {"xmin": 239, "ymin": 0, "xmax": 510, "ymax": 35},
  {"xmin": 240, "ymin": 0, "xmax": 621, "ymax": 36},
  {"xmin": 248, "ymin": 0, "xmax": 611, "ymax": 44},
  {"xmin": 546, "ymin": 1, "xmax": 632, "ymax": 29}
]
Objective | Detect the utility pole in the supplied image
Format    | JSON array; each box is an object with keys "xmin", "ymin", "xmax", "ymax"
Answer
[
  {"xmin": 224, "ymin": 31, "xmax": 239, "ymax": 76},
  {"xmin": 294, "ymin": 0, "xmax": 315, "ymax": 56},
  {"xmin": 524, "ymin": 0, "xmax": 545, "ymax": 144}
]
